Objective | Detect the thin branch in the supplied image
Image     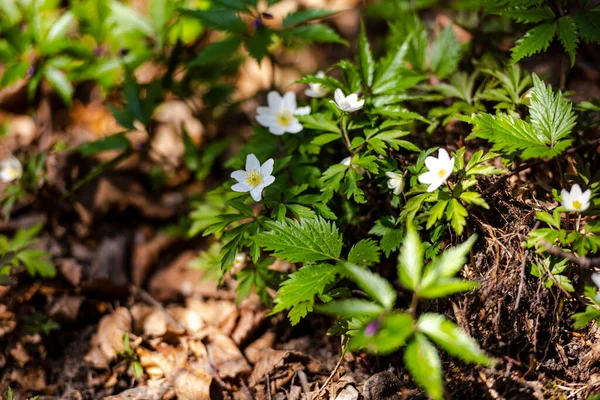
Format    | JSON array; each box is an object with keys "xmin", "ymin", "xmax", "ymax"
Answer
[{"xmin": 539, "ymin": 240, "xmax": 600, "ymax": 271}]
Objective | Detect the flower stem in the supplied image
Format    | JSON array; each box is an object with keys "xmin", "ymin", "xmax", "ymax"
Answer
[
  {"xmin": 340, "ymin": 113, "xmax": 352, "ymax": 152},
  {"xmin": 410, "ymin": 293, "xmax": 419, "ymax": 319}
]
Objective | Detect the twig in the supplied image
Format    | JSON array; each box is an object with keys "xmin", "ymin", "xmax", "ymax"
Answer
[
  {"xmin": 297, "ymin": 370, "xmax": 311, "ymax": 399},
  {"xmin": 539, "ymin": 240, "xmax": 600, "ymax": 271},
  {"xmin": 266, "ymin": 373, "xmax": 272, "ymax": 400},
  {"xmin": 129, "ymin": 284, "xmax": 185, "ymax": 332},
  {"xmin": 514, "ymin": 250, "xmax": 529, "ymax": 311},
  {"xmin": 313, "ymin": 347, "xmax": 345, "ymax": 399}
]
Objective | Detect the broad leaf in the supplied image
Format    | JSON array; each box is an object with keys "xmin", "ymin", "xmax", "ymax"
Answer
[
  {"xmin": 246, "ymin": 26, "xmax": 273, "ymax": 62},
  {"xmin": 347, "ymin": 239, "xmax": 380, "ymax": 266},
  {"xmin": 188, "ymin": 37, "xmax": 242, "ymax": 67},
  {"xmin": 373, "ymin": 39, "xmax": 409, "ymax": 94},
  {"xmin": 417, "ymin": 313, "xmax": 491, "ymax": 365},
  {"xmin": 430, "ymin": 25, "xmax": 461, "ymax": 78},
  {"xmin": 404, "ymin": 334, "xmax": 444, "ymax": 400},
  {"xmin": 45, "ymin": 67, "xmax": 73, "ymax": 105},
  {"xmin": 253, "ymin": 217, "xmax": 343, "ymax": 263},
  {"xmin": 342, "ymin": 262, "xmax": 396, "ymax": 309},
  {"xmin": 510, "ymin": 23, "xmax": 555, "ymax": 64},
  {"xmin": 397, "ymin": 224, "xmax": 423, "ymax": 291}
]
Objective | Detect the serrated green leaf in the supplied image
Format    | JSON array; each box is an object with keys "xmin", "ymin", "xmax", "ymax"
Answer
[
  {"xmin": 291, "ymin": 24, "xmax": 347, "ymax": 45},
  {"xmin": 417, "ymin": 313, "xmax": 491, "ymax": 365},
  {"xmin": 357, "ymin": 21, "xmax": 374, "ymax": 88},
  {"xmin": 459, "ymin": 191, "xmax": 489, "ymax": 208},
  {"xmin": 557, "ymin": 16, "xmax": 579, "ymax": 67},
  {"xmin": 404, "ymin": 334, "xmax": 444, "ymax": 400},
  {"xmin": 316, "ymin": 299, "xmax": 384, "ymax": 319},
  {"xmin": 271, "ymin": 263, "xmax": 340, "ymax": 324},
  {"xmin": 16, "ymin": 249, "xmax": 56, "ymax": 278},
  {"xmin": 253, "ymin": 217, "xmax": 342, "ymax": 263},
  {"xmin": 397, "ymin": 224, "xmax": 423, "ymax": 291},
  {"xmin": 373, "ymin": 39, "xmax": 409, "ymax": 94},
  {"xmin": 342, "ymin": 262, "xmax": 396, "ymax": 309},
  {"xmin": 530, "ymin": 73, "xmax": 576, "ymax": 147},
  {"xmin": 430, "ymin": 25, "xmax": 461, "ymax": 78},
  {"xmin": 497, "ymin": 6, "xmax": 555, "ymax": 22},
  {"xmin": 446, "ymin": 198, "xmax": 468, "ymax": 234},
  {"xmin": 348, "ymin": 239, "xmax": 380, "ymax": 266},
  {"xmin": 510, "ymin": 23, "xmax": 555, "ymax": 64},
  {"xmin": 282, "ymin": 9, "xmax": 338, "ymax": 28},
  {"xmin": 574, "ymin": 10, "xmax": 600, "ymax": 43},
  {"xmin": 246, "ymin": 26, "xmax": 273, "ymax": 63},
  {"xmin": 188, "ymin": 37, "xmax": 242, "ymax": 67}
]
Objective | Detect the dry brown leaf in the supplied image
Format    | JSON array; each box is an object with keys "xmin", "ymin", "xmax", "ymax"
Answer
[
  {"xmin": 48, "ymin": 295, "xmax": 84, "ymax": 323},
  {"xmin": 172, "ymin": 370, "xmax": 213, "ymax": 400},
  {"xmin": 186, "ymin": 298, "xmax": 238, "ymax": 334},
  {"xmin": 84, "ymin": 307, "xmax": 132, "ymax": 368},
  {"xmin": 245, "ymin": 331, "xmax": 276, "ymax": 364},
  {"xmin": 249, "ymin": 349, "xmax": 320, "ymax": 387},
  {"xmin": 10, "ymin": 342, "xmax": 31, "ymax": 367},
  {"xmin": 56, "ymin": 258, "xmax": 83, "ymax": 287},
  {"xmin": 0, "ymin": 304, "xmax": 17, "ymax": 339},
  {"xmin": 200, "ymin": 327, "xmax": 252, "ymax": 379},
  {"xmin": 132, "ymin": 228, "xmax": 177, "ymax": 286},
  {"xmin": 9, "ymin": 367, "xmax": 47, "ymax": 391},
  {"xmin": 105, "ymin": 378, "xmax": 171, "ymax": 400}
]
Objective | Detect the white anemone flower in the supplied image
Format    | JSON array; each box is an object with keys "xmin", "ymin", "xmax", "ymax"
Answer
[
  {"xmin": 305, "ymin": 71, "xmax": 328, "ymax": 98},
  {"xmin": 332, "ymin": 89, "xmax": 364, "ymax": 112},
  {"xmin": 256, "ymin": 91, "xmax": 311, "ymax": 135},
  {"xmin": 561, "ymin": 184, "xmax": 591, "ymax": 212},
  {"xmin": 418, "ymin": 149, "xmax": 455, "ymax": 192},
  {"xmin": 592, "ymin": 273, "xmax": 600, "ymax": 302},
  {"xmin": 386, "ymin": 171, "xmax": 404, "ymax": 195},
  {"xmin": 231, "ymin": 154, "xmax": 275, "ymax": 202},
  {"xmin": 0, "ymin": 155, "xmax": 23, "ymax": 183}
]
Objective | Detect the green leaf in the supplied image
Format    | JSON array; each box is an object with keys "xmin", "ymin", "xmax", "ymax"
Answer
[
  {"xmin": 430, "ymin": 25, "xmax": 461, "ymax": 78},
  {"xmin": 557, "ymin": 16, "xmax": 579, "ymax": 67},
  {"xmin": 404, "ymin": 334, "xmax": 444, "ymax": 400},
  {"xmin": 417, "ymin": 278, "xmax": 478, "ymax": 298},
  {"xmin": 373, "ymin": 39, "xmax": 409, "ymax": 94},
  {"xmin": 572, "ymin": 305, "xmax": 600, "ymax": 329},
  {"xmin": 417, "ymin": 313, "xmax": 491, "ymax": 365},
  {"xmin": 397, "ymin": 224, "xmax": 423, "ymax": 291},
  {"xmin": 459, "ymin": 191, "xmax": 489, "ymax": 209},
  {"xmin": 297, "ymin": 114, "xmax": 341, "ymax": 134},
  {"xmin": 46, "ymin": 11, "xmax": 75, "ymax": 43},
  {"xmin": 530, "ymin": 73, "xmax": 576, "ymax": 148},
  {"xmin": 180, "ymin": 8, "xmax": 247, "ymax": 34},
  {"xmin": 188, "ymin": 37, "xmax": 242, "ymax": 67},
  {"xmin": 446, "ymin": 198, "xmax": 468, "ymax": 235},
  {"xmin": 510, "ymin": 23, "xmax": 555, "ymax": 64},
  {"xmin": 348, "ymin": 239, "xmax": 380, "ymax": 266},
  {"xmin": 342, "ymin": 262, "xmax": 396, "ymax": 309},
  {"xmin": 420, "ymin": 234, "xmax": 477, "ymax": 291},
  {"xmin": 1, "ymin": 61, "xmax": 28, "ymax": 87},
  {"xmin": 357, "ymin": 21, "xmax": 374, "ymax": 88},
  {"xmin": 312, "ymin": 133, "xmax": 341, "ymax": 146},
  {"xmin": 271, "ymin": 263, "xmax": 340, "ymax": 324},
  {"xmin": 291, "ymin": 24, "xmax": 347, "ymax": 45},
  {"xmin": 111, "ymin": 1, "xmax": 154, "ymax": 36},
  {"xmin": 316, "ymin": 299, "xmax": 384, "ymax": 319},
  {"xmin": 253, "ymin": 217, "xmax": 343, "ymax": 263},
  {"xmin": 75, "ymin": 133, "xmax": 130, "ymax": 156},
  {"xmin": 282, "ymin": 9, "xmax": 338, "ymax": 28},
  {"xmin": 349, "ymin": 312, "xmax": 413, "ymax": 354},
  {"xmin": 246, "ymin": 26, "xmax": 273, "ymax": 63},
  {"xmin": 497, "ymin": 6, "xmax": 555, "ymax": 23},
  {"xmin": 45, "ymin": 67, "xmax": 73, "ymax": 105},
  {"xmin": 574, "ymin": 9, "xmax": 600, "ymax": 43},
  {"xmin": 16, "ymin": 249, "xmax": 56, "ymax": 278}
]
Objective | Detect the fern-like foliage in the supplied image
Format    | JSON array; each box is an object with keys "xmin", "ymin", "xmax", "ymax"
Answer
[
  {"xmin": 510, "ymin": 22, "xmax": 555, "ymax": 64},
  {"xmin": 467, "ymin": 74, "xmax": 576, "ymax": 160},
  {"xmin": 252, "ymin": 217, "xmax": 343, "ymax": 262}
]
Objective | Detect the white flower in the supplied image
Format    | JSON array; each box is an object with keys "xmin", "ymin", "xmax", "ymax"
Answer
[
  {"xmin": 0, "ymin": 155, "xmax": 23, "ymax": 183},
  {"xmin": 305, "ymin": 71, "xmax": 328, "ymax": 98},
  {"xmin": 418, "ymin": 149, "xmax": 455, "ymax": 192},
  {"xmin": 231, "ymin": 154, "xmax": 275, "ymax": 201},
  {"xmin": 332, "ymin": 88, "xmax": 364, "ymax": 112},
  {"xmin": 592, "ymin": 273, "xmax": 600, "ymax": 302},
  {"xmin": 340, "ymin": 156, "xmax": 364, "ymax": 173},
  {"xmin": 386, "ymin": 171, "xmax": 404, "ymax": 195},
  {"xmin": 256, "ymin": 91, "xmax": 311, "ymax": 135},
  {"xmin": 561, "ymin": 184, "xmax": 591, "ymax": 212}
]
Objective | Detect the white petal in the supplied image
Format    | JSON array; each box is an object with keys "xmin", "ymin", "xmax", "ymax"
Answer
[
  {"xmin": 231, "ymin": 182, "xmax": 251, "ymax": 192},
  {"xmin": 571, "ymin": 184, "xmax": 582, "ymax": 198},
  {"xmin": 354, "ymin": 99, "xmax": 365, "ymax": 109},
  {"xmin": 592, "ymin": 273, "xmax": 600, "ymax": 288},
  {"xmin": 426, "ymin": 179, "xmax": 444, "ymax": 192},
  {"xmin": 261, "ymin": 158, "xmax": 274, "ymax": 176},
  {"xmin": 418, "ymin": 171, "xmax": 436, "ymax": 184},
  {"xmin": 340, "ymin": 157, "xmax": 351, "ymax": 166},
  {"xmin": 305, "ymin": 88, "xmax": 317, "ymax": 97},
  {"xmin": 267, "ymin": 91, "xmax": 282, "ymax": 109},
  {"xmin": 346, "ymin": 93, "xmax": 359, "ymax": 104},
  {"xmin": 231, "ymin": 170, "xmax": 247, "ymax": 182},
  {"xmin": 250, "ymin": 187, "xmax": 263, "ymax": 201},
  {"xmin": 256, "ymin": 106, "xmax": 272, "ymax": 116},
  {"xmin": 294, "ymin": 106, "xmax": 311, "ymax": 116},
  {"xmin": 282, "ymin": 91, "xmax": 297, "ymax": 111},
  {"xmin": 269, "ymin": 125, "xmax": 286, "ymax": 135},
  {"xmin": 438, "ymin": 149, "xmax": 450, "ymax": 163},
  {"xmin": 286, "ymin": 121, "xmax": 303, "ymax": 133},
  {"xmin": 246, "ymin": 154, "xmax": 261, "ymax": 172},
  {"xmin": 256, "ymin": 114, "xmax": 277, "ymax": 128},
  {"xmin": 424, "ymin": 156, "xmax": 441, "ymax": 172},
  {"xmin": 334, "ymin": 89, "xmax": 345, "ymax": 107},
  {"xmin": 316, "ymin": 71, "xmax": 325, "ymax": 78},
  {"xmin": 258, "ymin": 175, "xmax": 275, "ymax": 189},
  {"xmin": 581, "ymin": 189, "xmax": 592, "ymax": 204}
]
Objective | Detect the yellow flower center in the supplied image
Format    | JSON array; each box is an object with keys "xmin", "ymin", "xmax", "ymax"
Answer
[
  {"xmin": 245, "ymin": 170, "xmax": 263, "ymax": 187},
  {"xmin": 275, "ymin": 111, "xmax": 293, "ymax": 126},
  {"xmin": 572, "ymin": 200, "xmax": 581, "ymax": 210},
  {"xmin": 437, "ymin": 169, "xmax": 447, "ymax": 178}
]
